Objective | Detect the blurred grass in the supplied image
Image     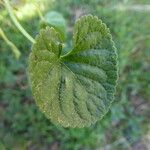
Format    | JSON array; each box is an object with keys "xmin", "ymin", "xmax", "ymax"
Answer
[{"xmin": 0, "ymin": 0, "xmax": 150, "ymax": 150}]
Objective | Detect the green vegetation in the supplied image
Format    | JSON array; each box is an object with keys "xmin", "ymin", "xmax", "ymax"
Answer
[
  {"xmin": 0, "ymin": 0, "xmax": 150, "ymax": 149},
  {"xmin": 29, "ymin": 16, "xmax": 117, "ymax": 127}
]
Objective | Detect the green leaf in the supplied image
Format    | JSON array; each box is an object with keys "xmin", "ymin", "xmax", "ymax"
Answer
[
  {"xmin": 40, "ymin": 11, "xmax": 67, "ymax": 41},
  {"xmin": 28, "ymin": 15, "xmax": 118, "ymax": 128}
]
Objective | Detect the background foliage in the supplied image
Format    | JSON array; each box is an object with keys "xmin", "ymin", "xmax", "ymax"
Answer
[{"xmin": 0, "ymin": 0, "xmax": 150, "ymax": 149}]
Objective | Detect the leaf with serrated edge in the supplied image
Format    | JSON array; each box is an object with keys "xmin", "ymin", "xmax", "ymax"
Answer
[{"xmin": 28, "ymin": 15, "xmax": 118, "ymax": 128}]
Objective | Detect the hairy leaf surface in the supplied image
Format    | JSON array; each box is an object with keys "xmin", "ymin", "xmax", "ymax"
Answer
[{"xmin": 28, "ymin": 15, "xmax": 118, "ymax": 127}]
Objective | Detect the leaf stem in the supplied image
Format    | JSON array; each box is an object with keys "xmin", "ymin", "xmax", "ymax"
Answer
[
  {"xmin": 60, "ymin": 49, "xmax": 73, "ymax": 58},
  {"xmin": 3, "ymin": 0, "xmax": 35, "ymax": 43},
  {"xmin": 0, "ymin": 28, "xmax": 21, "ymax": 58},
  {"xmin": 34, "ymin": 3, "xmax": 44, "ymax": 21}
]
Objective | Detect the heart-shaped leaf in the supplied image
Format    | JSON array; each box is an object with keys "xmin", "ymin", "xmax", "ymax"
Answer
[{"xmin": 28, "ymin": 15, "xmax": 118, "ymax": 127}]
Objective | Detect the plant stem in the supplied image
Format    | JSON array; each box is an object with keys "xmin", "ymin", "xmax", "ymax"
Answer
[
  {"xmin": 0, "ymin": 28, "xmax": 21, "ymax": 58},
  {"xmin": 34, "ymin": 3, "xmax": 44, "ymax": 21},
  {"xmin": 3, "ymin": 0, "xmax": 35, "ymax": 43},
  {"xmin": 60, "ymin": 49, "xmax": 73, "ymax": 59}
]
